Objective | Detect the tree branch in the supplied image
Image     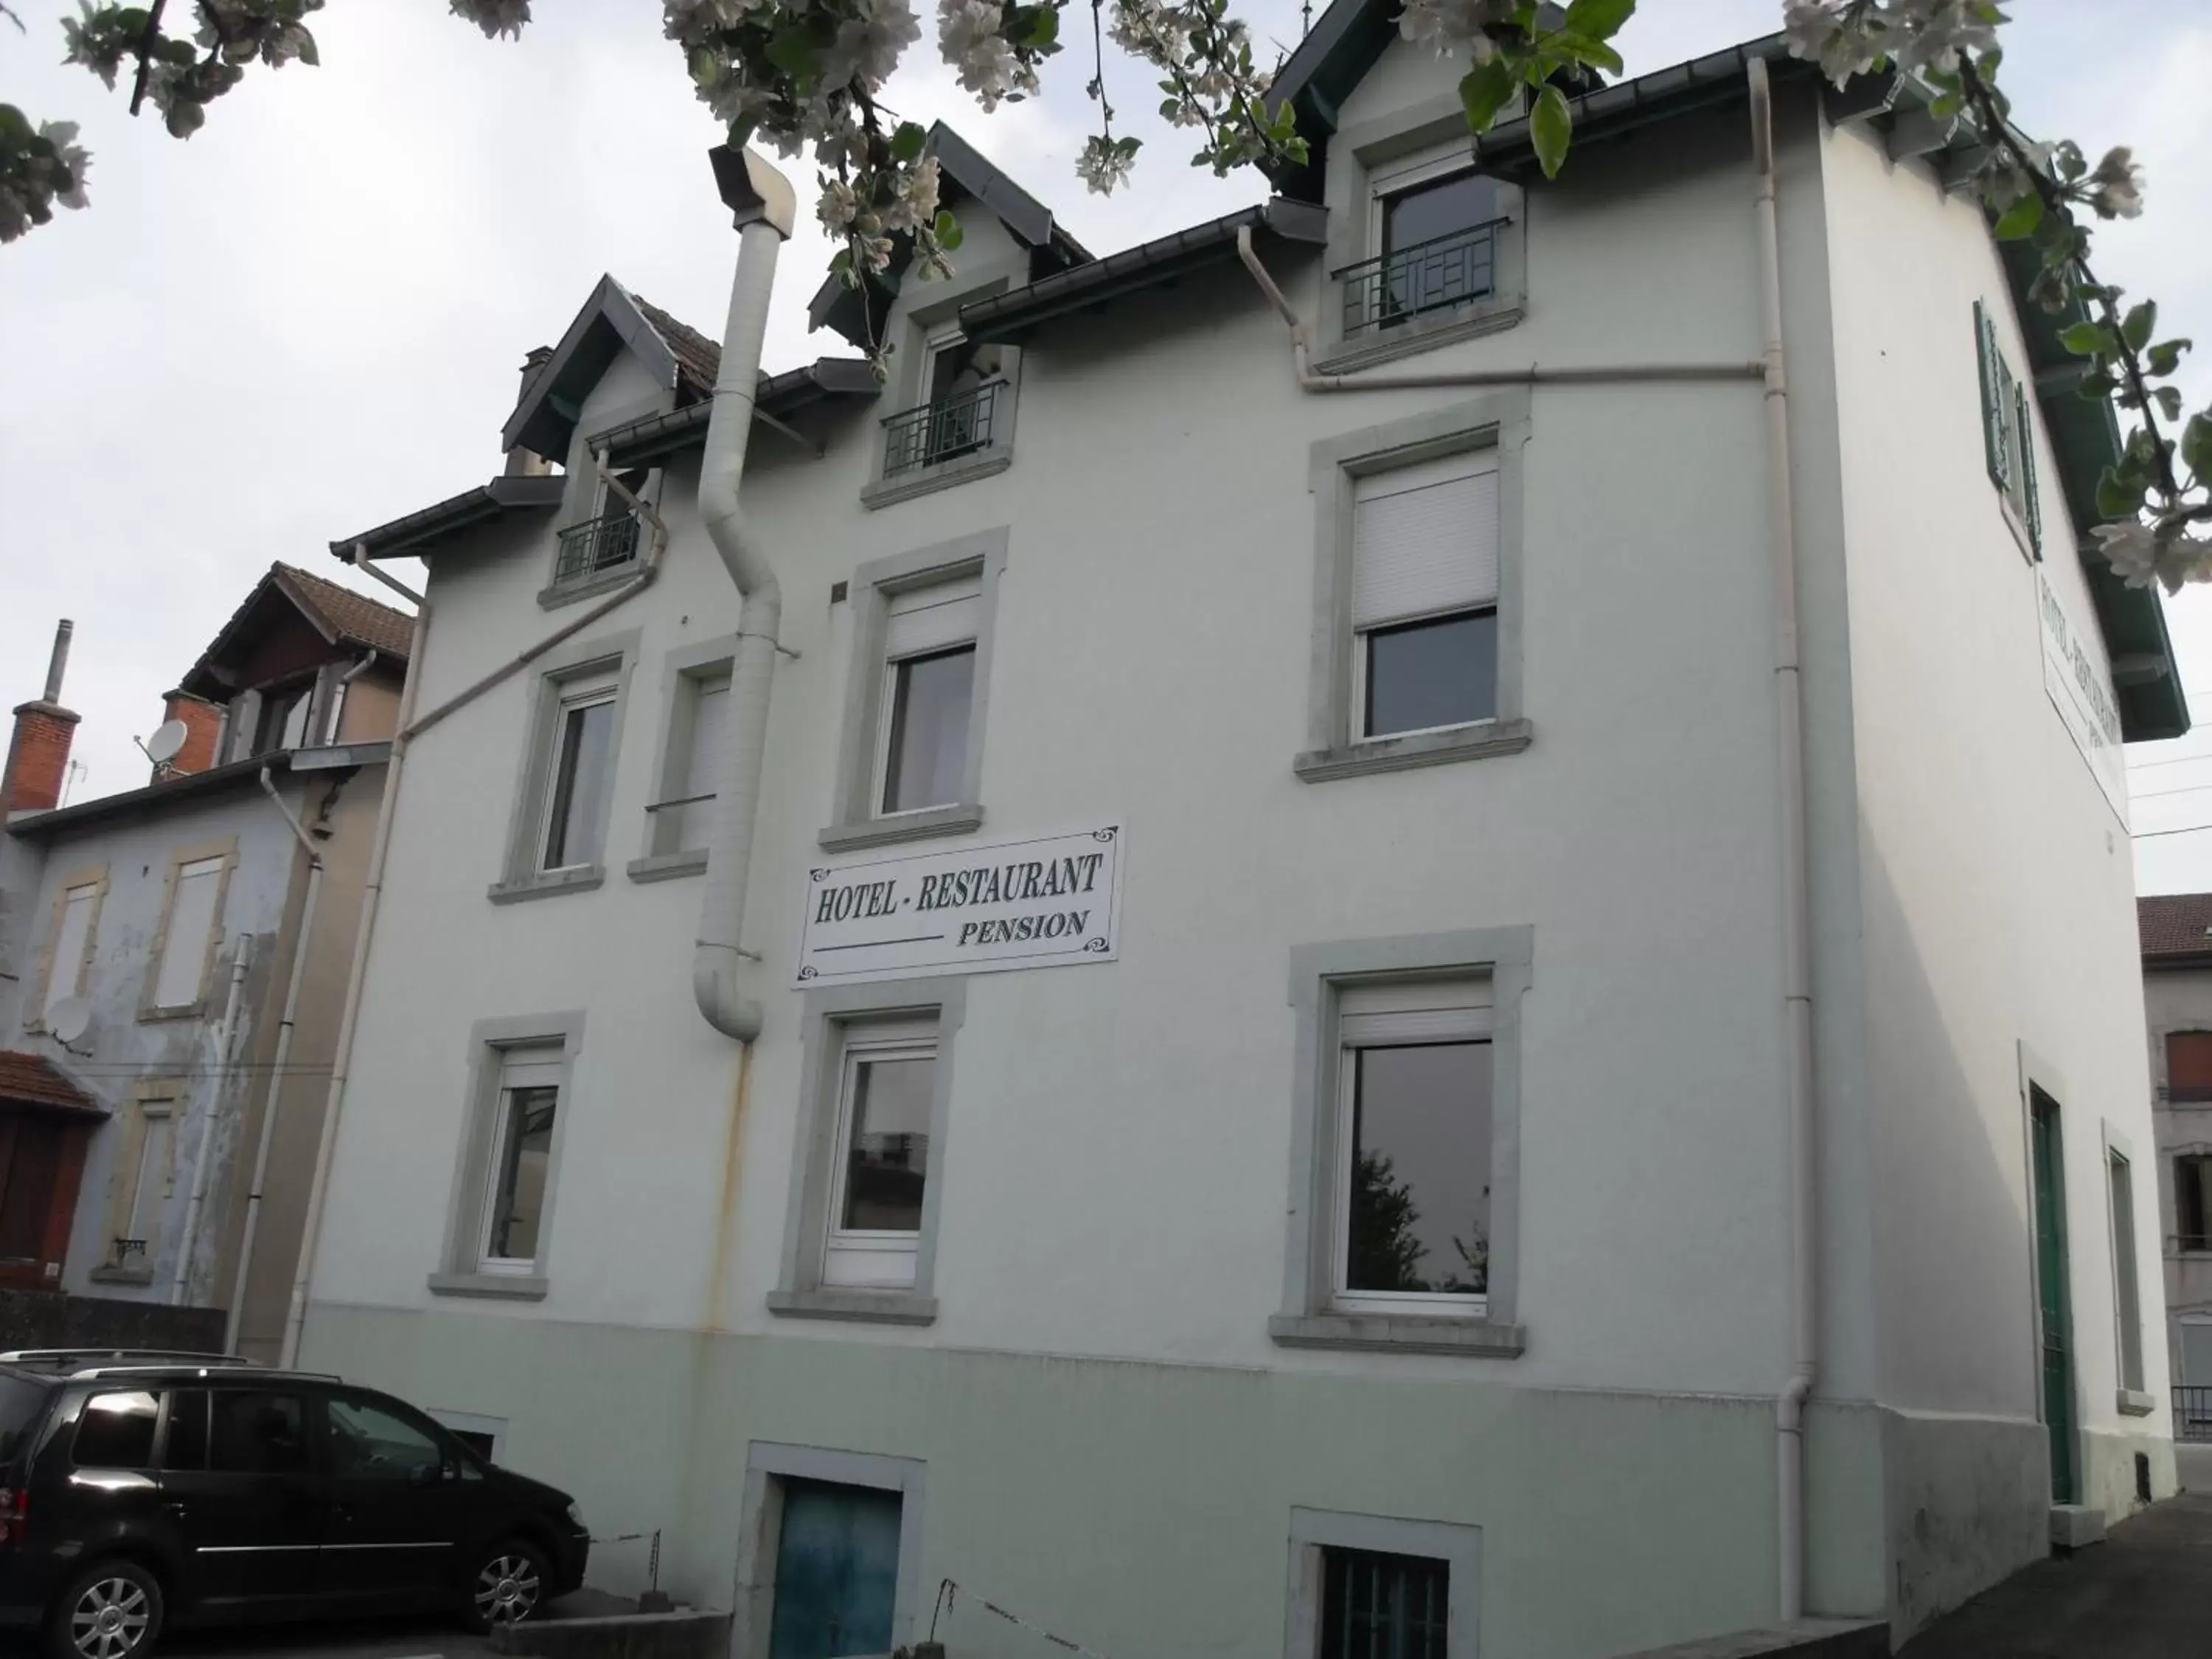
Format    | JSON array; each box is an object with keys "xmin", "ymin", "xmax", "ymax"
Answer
[{"xmin": 127, "ymin": 0, "xmax": 171, "ymax": 116}]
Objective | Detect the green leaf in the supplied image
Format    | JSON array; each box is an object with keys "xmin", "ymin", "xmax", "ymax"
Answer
[
  {"xmin": 933, "ymin": 209, "xmax": 964, "ymax": 250},
  {"xmin": 2097, "ymin": 470, "xmax": 2147, "ymax": 519},
  {"xmin": 2058, "ymin": 321, "xmax": 2117, "ymax": 358},
  {"xmin": 1562, "ymin": 0, "xmax": 1636, "ymax": 37},
  {"xmin": 1458, "ymin": 58, "xmax": 1517, "ymax": 133},
  {"xmin": 1531, "ymin": 83, "xmax": 1572, "ymax": 178},
  {"xmin": 294, "ymin": 28, "xmax": 319, "ymax": 66},
  {"xmin": 1927, "ymin": 90, "xmax": 1964, "ymax": 119},
  {"xmin": 1017, "ymin": 4, "xmax": 1059, "ymax": 48},
  {"xmin": 890, "ymin": 120, "xmax": 928, "ymax": 162},
  {"xmin": 1562, "ymin": 35, "xmax": 1624, "ymax": 75},
  {"xmin": 2122, "ymin": 300, "xmax": 2157, "ymax": 352},
  {"xmin": 765, "ymin": 27, "xmax": 821, "ymax": 81},
  {"xmin": 1992, "ymin": 194, "xmax": 2042, "ymax": 240},
  {"xmin": 2146, "ymin": 339, "xmax": 2191, "ymax": 378},
  {"xmin": 2182, "ymin": 414, "xmax": 2212, "ymax": 484},
  {"xmin": 2154, "ymin": 386, "xmax": 2183, "ymax": 422},
  {"xmin": 2077, "ymin": 368, "xmax": 2118, "ymax": 400}
]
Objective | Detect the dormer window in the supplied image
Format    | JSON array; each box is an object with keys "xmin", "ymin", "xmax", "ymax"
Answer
[
  {"xmin": 883, "ymin": 331, "xmax": 1006, "ymax": 479},
  {"xmin": 552, "ymin": 467, "xmax": 650, "ymax": 590},
  {"xmin": 1344, "ymin": 163, "xmax": 1508, "ymax": 338}
]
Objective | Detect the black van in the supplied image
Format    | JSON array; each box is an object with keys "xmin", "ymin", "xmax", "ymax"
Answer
[{"xmin": 0, "ymin": 1351, "xmax": 589, "ymax": 1659}]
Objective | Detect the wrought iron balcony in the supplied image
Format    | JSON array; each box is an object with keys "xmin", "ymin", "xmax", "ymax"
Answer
[
  {"xmin": 554, "ymin": 509, "xmax": 642, "ymax": 586},
  {"xmin": 1337, "ymin": 217, "xmax": 1509, "ymax": 338},
  {"xmin": 2178, "ymin": 1385, "xmax": 2212, "ymax": 1441},
  {"xmin": 882, "ymin": 380, "xmax": 1004, "ymax": 479},
  {"xmin": 111, "ymin": 1237, "xmax": 146, "ymax": 1263}
]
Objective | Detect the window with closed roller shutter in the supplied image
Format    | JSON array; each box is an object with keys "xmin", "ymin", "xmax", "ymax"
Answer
[{"xmin": 1352, "ymin": 453, "xmax": 1500, "ymax": 739}]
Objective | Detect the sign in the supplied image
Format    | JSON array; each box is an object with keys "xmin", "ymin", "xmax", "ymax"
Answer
[
  {"xmin": 796, "ymin": 824, "xmax": 1124, "ymax": 987},
  {"xmin": 2039, "ymin": 568, "xmax": 2128, "ymax": 827}
]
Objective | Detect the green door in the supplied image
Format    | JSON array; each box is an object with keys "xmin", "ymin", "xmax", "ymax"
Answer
[
  {"xmin": 2029, "ymin": 1090, "xmax": 2078, "ymax": 1503},
  {"xmin": 769, "ymin": 1481, "xmax": 902, "ymax": 1659}
]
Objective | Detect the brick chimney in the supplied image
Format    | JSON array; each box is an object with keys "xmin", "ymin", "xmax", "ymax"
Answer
[
  {"xmin": 157, "ymin": 690, "xmax": 223, "ymax": 778},
  {"xmin": 504, "ymin": 346, "xmax": 555, "ymax": 478},
  {"xmin": 3, "ymin": 620, "xmax": 81, "ymax": 816}
]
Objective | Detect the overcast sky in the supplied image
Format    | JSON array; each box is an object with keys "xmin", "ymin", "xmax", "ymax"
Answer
[{"xmin": 4, "ymin": 0, "xmax": 2210, "ymax": 883}]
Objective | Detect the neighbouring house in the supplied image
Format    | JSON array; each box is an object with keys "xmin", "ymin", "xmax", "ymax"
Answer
[
  {"xmin": 2138, "ymin": 893, "xmax": 2212, "ymax": 1452},
  {"xmin": 0, "ymin": 563, "xmax": 411, "ymax": 1359},
  {"xmin": 296, "ymin": 15, "xmax": 2184, "ymax": 1658}
]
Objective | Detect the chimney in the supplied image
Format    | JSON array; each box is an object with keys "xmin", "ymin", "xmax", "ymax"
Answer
[
  {"xmin": 504, "ymin": 346, "xmax": 555, "ymax": 478},
  {"xmin": 158, "ymin": 690, "xmax": 223, "ymax": 778},
  {"xmin": 3, "ymin": 620, "xmax": 82, "ymax": 816}
]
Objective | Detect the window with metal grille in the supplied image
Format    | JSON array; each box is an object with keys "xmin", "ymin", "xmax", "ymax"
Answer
[
  {"xmin": 2168, "ymin": 1032, "xmax": 2212, "ymax": 1103},
  {"xmin": 2177, "ymin": 1154, "xmax": 2212, "ymax": 1251},
  {"xmin": 1318, "ymin": 1547, "xmax": 1449, "ymax": 1659}
]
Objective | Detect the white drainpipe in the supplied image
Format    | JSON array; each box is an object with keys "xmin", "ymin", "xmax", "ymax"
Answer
[
  {"xmin": 1237, "ymin": 58, "xmax": 1818, "ymax": 1616},
  {"xmin": 227, "ymin": 765, "xmax": 325, "ymax": 1353},
  {"xmin": 170, "ymin": 932, "xmax": 254, "ymax": 1305},
  {"xmin": 693, "ymin": 147, "xmax": 797, "ymax": 1043}
]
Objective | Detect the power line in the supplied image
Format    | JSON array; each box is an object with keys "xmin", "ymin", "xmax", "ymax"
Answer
[{"xmin": 2133, "ymin": 821, "xmax": 2212, "ymax": 841}]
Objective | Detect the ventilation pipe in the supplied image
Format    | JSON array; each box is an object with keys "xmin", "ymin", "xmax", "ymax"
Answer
[{"xmin": 693, "ymin": 146, "xmax": 797, "ymax": 1043}]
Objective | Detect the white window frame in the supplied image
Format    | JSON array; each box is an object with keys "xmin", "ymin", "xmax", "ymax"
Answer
[
  {"xmin": 492, "ymin": 630, "xmax": 638, "ymax": 904},
  {"xmin": 145, "ymin": 851, "xmax": 230, "ymax": 1015},
  {"xmin": 1366, "ymin": 142, "xmax": 1491, "ymax": 256},
  {"xmin": 475, "ymin": 1048, "xmax": 563, "ymax": 1276},
  {"xmin": 1329, "ymin": 982, "xmax": 1495, "ymax": 1319},
  {"xmin": 430, "ymin": 1014, "xmax": 584, "ymax": 1301},
  {"xmin": 94, "ymin": 1082, "xmax": 181, "ymax": 1283},
  {"xmin": 124, "ymin": 1105, "xmax": 175, "ymax": 1249},
  {"xmin": 2106, "ymin": 1125, "xmax": 2152, "ymax": 1412},
  {"xmin": 535, "ymin": 677, "xmax": 619, "ymax": 875},
  {"xmin": 821, "ymin": 1017, "xmax": 939, "ymax": 1288},
  {"xmin": 630, "ymin": 636, "xmax": 738, "ymax": 882},
  {"xmin": 872, "ymin": 577, "xmax": 983, "ymax": 821},
  {"xmin": 36, "ymin": 870, "xmax": 105, "ymax": 1032}
]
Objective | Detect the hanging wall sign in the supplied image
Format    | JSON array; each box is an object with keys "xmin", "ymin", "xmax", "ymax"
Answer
[
  {"xmin": 795, "ymin": 824, "xmax": 1124, "ymax": 987},
  {"xmin": 2038, "ymin": 569, "xmax": 2128, "ymax": 827}
]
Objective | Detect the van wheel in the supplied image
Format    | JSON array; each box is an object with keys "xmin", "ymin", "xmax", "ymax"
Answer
[
  {"xmin": 465, "ymin": 1538, "xmax": 549, "ymax": 1632},
  {"xmin": 49, "ymin": 1559, "xmax": 164, "ymax": 1659}
]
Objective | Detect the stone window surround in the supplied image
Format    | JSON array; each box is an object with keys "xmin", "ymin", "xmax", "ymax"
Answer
[
  {"xmin": 768, "ymin": 978, "xmax": 967, "ymax": 1326},
  {"xmin": 541, "ymin": 389, "xmax": 670, "ymax": 611},
  {"xmin": 25, "ymin": 861, "xmax": 108, "ymax": 1035},
  {"xmin": 860, "ymin": 277, "xmax": 1023, "ymax": 511},
  {"xmin": 820, "ymin": 529, "xmax": 1006, "ymax": 854},
  {"xmin": 488, "ymin": 627, "xmax": 641, "ymax": 905},
  {"xmin": 1298, "ymin": 394, "xmax": 1532, "ymax": 783},
  {"xmin": 1273, "ymin": 928, "xmax": 1531, "ymax": 1357},
  {"xmin": 137, "ymin": 835, "xmax": 238, "ymax": 1022},
  {"xmin": 734, "ymin": 1442, "xmax": 929, "ymax": 1659},
  {"xmin": 1284, "ymin": 1506, "xmax": 1482, "ymax": 1659},
  {"xmin": 88, "ymin": 1078, "xmax": 186, "ymax": 1287},
  {"xmin": 627, "ymin": 633, "xmax": 739, "ymax": 885},
  {"xmin": 428, "ymin": 1010, "xmax": 586, "ymax": 1301},
  {"xmin": 2104, "ymin": 1119, "xmax": 2156, "ymax": 1416},
  {"xmin": 1315, "ymin": 94, "xmax": 1528, "ymax": 377}
]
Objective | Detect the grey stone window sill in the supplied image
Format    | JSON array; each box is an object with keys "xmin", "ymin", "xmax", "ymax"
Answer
[
  {"xmin": 768, "ymin": 1288, "xmax": 938, "ymax": 1326},
  {"xmin": 860, "ymin": 449, "xmax": 1012, "ymax": 512},
  {"xmin": 487, "ymin": 866, "xmax": 605, "ymax": 905},
  {"xmin": 627, "ymin": 849, "xmax": 708, "ymax": 884},
  {"xmin": 1314, "ymin": 304, "xmax": 1526, "ymax": 378},
  {"xmin": 537, "ymin": 565, "xmax": 643, "ymax": 611},
  {"xmin": 2118, "ymin": 1388, "xmax": 2157, "ymax": 1417},
  {"xmin": 136, "ymin": 1003, "xmax": 208, "ymax": 1025},
  {"xmin": 1295, "ymin": 719, "xmax": 1533, "ymax": 783},
  {"xmin": 1270, "ymin": 1312, "xmax": 1526, "ymax": 1357},
  {"xmin": 818, "ymin": 803, "xmax": 985, "ymax": 853},
  {"xmin": 88, "ymin": 1265, "xmax": 155, "ymax": 1287},
  {"xmin": 428, "ymin": 1271, "xmax": 549, "ymax": 1301}
]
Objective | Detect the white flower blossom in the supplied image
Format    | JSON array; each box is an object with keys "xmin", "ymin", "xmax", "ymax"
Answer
[
  {"xmin": 882, "ymin": 154, "xmax": 942, "ymax": 232},
  {"xmin": 1075, "ymin": 135, "xmax": 1136, "ymax": 195},
  {"xmin": 2087, "ymin": 145, "xmax": 2145, "ymax": 220},
  {"xmin": 939, "ymin": 0, "xmax": 1020, "ymax": 106},
  {"xmin": 1394, "ymin": 0, "xmax": 1508, "ymax": 60},
  {"xmin": 824, "ymin": 0, "xmax": 922, "ymax": 93},
  {"xmin": 817, "ymin": 176, "xmax": 862, "ymax": 234}
]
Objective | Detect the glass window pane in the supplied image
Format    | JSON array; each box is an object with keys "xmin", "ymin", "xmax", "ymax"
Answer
[
  {"xmin": 882, "ymin": 647, "xmax": 975, "ymax": 814},
  {"xmin": 543, "ymin": 697, "xmax": 615, "ymax": 869},
  {"xmin": 1364, "ymin": 611, "xmax": 1497, "ymax": 737},
  {"xmin": 73, "ymin": 1391, "xmax": 159, "ymax": 1469},
  {"xmin": 2171, "ymin": 1032, "xmax": 2212, "ymax": 1101},
  {"xmin": 208, "ymin": 1391, "xmax": 306, "ymax": 1475},
  {"xmin": 327, "ymin": 1397, "xmax": 444, "ymax": 1482},
  {"xmin": 1320, "ymin": 1547, "xmax": 1449, "ymax": 1659},
  {"xmin": 1383, "ymin": 172, "xmax": 1499, "ymax": 319},
  {"xmin": 164, "ymin": 1389, "xmax": 209, "ymax": 1472},
  {"xmin": 1384, "ymin": 173, "xmax": 1496, "ymax": 253},
  {"xmin": 841, "ymin": 1055, "xmax": 934, "ymax": 1231},
  {"xmin": 1346, "ymin": 1042, "xmax": 1492, "ymax": 1295},
  {"xmin": 486, "ymin": 1085, "xmax": 558, "ymax": 1263}
]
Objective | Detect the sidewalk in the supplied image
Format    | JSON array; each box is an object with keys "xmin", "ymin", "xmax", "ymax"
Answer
[{"xmin": 1899, "ymin": 1492, "xmax": 2212, "ymax": 1659}]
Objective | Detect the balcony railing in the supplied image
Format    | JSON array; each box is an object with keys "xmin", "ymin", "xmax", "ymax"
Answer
[
  {"xmin": 554, "ymin": 510, "xmax": 642, "ymax": 587},
  {"xmin": 2177, "ymin": 1385, "xmax": 2212, "ymax": 1441},
  {"xmin": 882, "ymin": 380, "xmax": 1004, "ymax": 479},
  {"xmin": 1336, "ymin": 217, "xmax": 1509, "ymax": 339},
  {"xmin": 111, "ymin": 1237, "xmax": 146, "ymax": 1265}
]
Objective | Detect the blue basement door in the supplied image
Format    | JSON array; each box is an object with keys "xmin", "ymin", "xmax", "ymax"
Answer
[{"xmin": 770, "ymin": 1481, "xmax": 903, "ymax": 1659}]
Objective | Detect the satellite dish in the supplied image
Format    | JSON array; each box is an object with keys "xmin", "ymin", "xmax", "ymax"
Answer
[
  {"xmin": 48, "ymin": 998, "xmax": 93, "ymax": 1047},
  {"xmin": 145, "ymin": 720, "xmax": 189, "ymax": 765}
]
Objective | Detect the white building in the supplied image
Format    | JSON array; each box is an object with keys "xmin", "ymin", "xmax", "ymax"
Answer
[{"xmin": 297, "ymin": 17, "xmax": 2186, "ymax": 1658}]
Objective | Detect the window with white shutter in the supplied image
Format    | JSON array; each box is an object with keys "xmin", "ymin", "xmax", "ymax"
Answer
[
  {"xmin": 1352, "ymin": 452, "xmax": 1502, "ymax": 738},
  {"xmin": 1975, "ymin": 300, "xmax": 2041, "ymax": 557},
  {"xmin": 149, "ymin": 855, "xmax": 226, "ymax": 1010}
]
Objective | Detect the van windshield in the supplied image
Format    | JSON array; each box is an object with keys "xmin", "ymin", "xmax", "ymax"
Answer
[{"xmin": 0, "ymin": 1376, "xmax": 52, "ymax": 1468}]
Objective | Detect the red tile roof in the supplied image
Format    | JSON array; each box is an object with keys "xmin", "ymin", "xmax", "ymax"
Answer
[
  {"xmin": 0, "ymin": 1051, "xmax": 100, "ymax": 1115},
  {"xmin": 273, "ymin": 564, "xmax": 416, "ymax": 659},
  {"xmin": 2140, "ymin": 893, "xmax": 2212, "ymax": 962},
  {"xmin": 633, "ymin": 296, "xmax": 721, "ymax": 400}
]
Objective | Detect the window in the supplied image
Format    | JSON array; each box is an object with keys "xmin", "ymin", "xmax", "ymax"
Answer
[
  {"xmin": 1352, "ymin": 453, "xmax": 1500, "ymax": 740},
  {"xmin": 1320, "ymin": 1548, "xmax": 1450, "ymax": 1659},
  {"xmin": 164, "ymin": 1388, "xmax": 209, "ymax": 1470},
  {"xmin": 0, "ymin": 1118, "xmax": 66, "ymax": 1265},
  {"xmin": 2168, "ymin": 1032, "xmax": 2212, "ymax": 1103},
  {"xmin": 824, "ymin": 1018, "xmax": 937, "ymax": 1288},
  {"xmin": 1975, "ymin": 300, "xmax": 2042, "ymax": 556},
  {"xmin": 327, "ymin": 1395, "xmax": 444, "ymax": 1482},
  {"xmin": 1276, "ymin": 929, "xmax": 1530, "ymax": 1354},
  {"xmin": 1352, "ymin": 168, "xmax": 1504, "ymax": 336},
  {"xmin": 641, "ymin": 660, "xmax": 731, "ymax": 865},
  {"xmin": 73, "ymin": 1391, "xmax": 159, "ymax": 1470},
  {"xmin": 2108, "ymin": 1150, "xmax": 2146, "ymax": 1395},
  {"xmin": 113, "ymin": 1104, "xmax": 173, "ymax": 1267},
  {"xmin": 823, "ymin": 534, "xmax": 1004, "ymax": 852},
  {"xmin": 148, "ymin": 854, "xmax": 226, "ymax": 1012},
  {"xmin": 479, "ymin": 1046, "xmax": 560, "ymax": 1273},
  {"xmin": 208, "ymin": 1391, "xmax": 307, "ymax": 1475},
  {"xmin": 771, "ymin": 981, "xmax": 965, "ymax": 1323},
  {"xmin": 2177, "ymin": 1154, "xmax": 2212, "ymax": 1251},
  {"xmin": 539, "ymin": 680, "xmax": 616, "ymax": 872},
  {"xmin": 553, "ymin": 468, "xmax": 649, "ymax": 588},
  {"xmin": 883, "ymin": 333, "xmax": 1007, "ymax": 481},
  {"xmin": 251, "ymin": 681, "xmax": 314, "ymax": 757},
  {"xmin": 40, "ymin": 878, "xmax": 100, "ymax": 1027}
]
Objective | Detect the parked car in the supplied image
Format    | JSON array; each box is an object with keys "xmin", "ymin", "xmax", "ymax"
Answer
[{"xmin": 0, "ymin": 1350, "xmax": 589, "ymax": 1658}]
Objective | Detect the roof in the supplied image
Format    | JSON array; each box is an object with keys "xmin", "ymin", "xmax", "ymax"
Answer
[
  {"xmin": 5, "ymin": 742, "xmax": 390, "ymax": 842},
  {"xmin": 633, "ymin": 296, "xmax": 722, "ymax": 400},
  {"xmin": 177, "ymin": 563, "xmax": 414, "ymax": 701},
  {"xmin": 0, "ymin": 1051, "xmax": 101, "ymax": 1118},
  {"xmin": 591, "ymin": 357, "xmax": 883, "ymax": 468},
  {"xmin": 332, "ymin": 475, "xmax": 566, "ymax": 562},
  {"xmin": 961, "ymin": 198, "xmax": 1329, "ymax": 344},
  {"xmin": 2142, "ymin": 894, "xmax": 2212, "ymax": 965},
  {"xmin": 810, "ymin": 123, "xmax": 1093, "ymax": 349},
  {"xmin": 502, "ymin": 276, "xmax": 713, "ymax": 463}
]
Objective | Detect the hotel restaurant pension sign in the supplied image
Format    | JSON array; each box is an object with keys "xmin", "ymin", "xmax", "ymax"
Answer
[{"xmin": 796, "ymin": 824, "xmax": 1124, "ymax": 987}]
